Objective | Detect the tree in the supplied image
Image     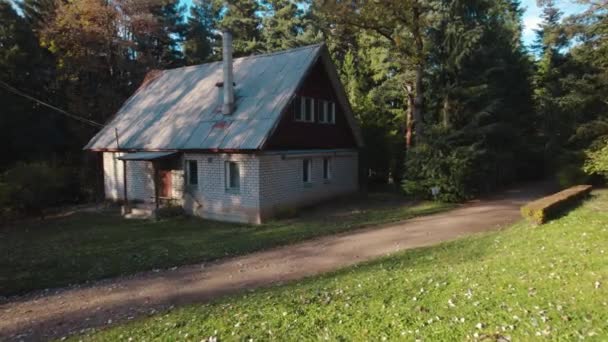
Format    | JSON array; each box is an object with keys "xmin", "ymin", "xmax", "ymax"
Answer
[
  {"xmin": 212, "ymin": 0, "xmax": 264, "ymax": 56},
  {"xmin": 260, "ymin": 0, "xmax": 320, "ymax": 52},
  {"xmin": 0, "ymin": 0, "xmax": 61, "ymax": 169},
  {"xmin": 184, "ymin": 1, "xmax": 219, "ymax": 64},
  {"xmin": 315, "ymin": 0, "xmax": 433, "ymax": 148},
  {"xmin": 533, "ymin": 0, "xmax": 608, "ymax": 182}
]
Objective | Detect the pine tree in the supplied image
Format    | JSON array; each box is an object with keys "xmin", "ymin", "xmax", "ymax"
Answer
[
  {"xmin": 184, "ymin": 1, "xmax": 219, "ymax": 65},
  {"xmin": 212, "ymin": 0, "xmax": 263, "ymax": 56},
  {"xmin": 260, "ymin": 0, "xmax": 319, "ymax": 52}
]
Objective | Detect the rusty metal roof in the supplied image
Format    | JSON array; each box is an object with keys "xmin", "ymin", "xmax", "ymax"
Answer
[{"xmin": 84, "ymin": 44, "xmax": 363, "ymax": 151}]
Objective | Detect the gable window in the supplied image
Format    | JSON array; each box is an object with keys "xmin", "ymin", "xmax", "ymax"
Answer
[
  {"xmin": 318, "ymin": 100, "xmax": 336, "ymax": 124},
  {"xmin": 294, "ymin": 97, "xmax": 303, "ymax": 121},
  {"xmin": 328, "ymin": 102, "xmax": 336, "ymax": 124},
  {"xmin": 186, "ymin": 160, "xmax": 198, "ymax": 186},
  {"xmin": 302, "ymin": 159, "xmax": 312, "ymax": 183},
  {"xmin": 318, "ymin": 101, "xmax": 328, "ymax": 123},
  {"xmin": 323, "ymin": 158, "xmax": 332, "ymax": 181},
  {"xmin": 225, "ymin": 161, "xmax": 240, "ymax": 191},
  {"xmin": 294, "ymin": 96, "xmax": 315, "ymax": 122}
]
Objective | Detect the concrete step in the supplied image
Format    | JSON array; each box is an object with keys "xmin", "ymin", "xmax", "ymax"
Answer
[{"xmin": 122, "ymin": 205, "xmax": 156, "ymax": 219}]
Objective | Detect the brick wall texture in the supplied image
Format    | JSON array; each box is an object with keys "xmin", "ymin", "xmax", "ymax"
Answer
[{"xmin": 103, "ymin": 150, "xmax": 358, "ymax": 224}]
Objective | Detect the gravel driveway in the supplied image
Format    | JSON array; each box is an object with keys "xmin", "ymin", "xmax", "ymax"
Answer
[{"xmin": 0, "ymin": 183, "xmax": 553, "ymax": 341}]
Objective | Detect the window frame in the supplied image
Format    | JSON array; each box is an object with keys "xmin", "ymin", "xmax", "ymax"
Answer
[
  {"xmin": 225, "ymin": 161, "xmax": 241, "ymax": 192},
  {"xmin": 318, "ymin": 100, "xmax": 328, "ymax": 123},
  {"xmin": 294, "ymin": 96, "xmax": 315, "ymax": 123},
  {"xmin": 323, "ymin": 157, "xmax": 332, "ymax": 182},
  {"xmin": 328, "ymin": 102, "xmax": 336, "ymax": 124},
  {"xmin": 293, "ymin": 96, "xmax": 303, "ymax": 121},
  {"xmin": 302, "ymin": 158, "xmax": 312, "ymax": 184},
  {"xmin": 185, "ymin": 159, "xmax": 198, "ymax": 186}
]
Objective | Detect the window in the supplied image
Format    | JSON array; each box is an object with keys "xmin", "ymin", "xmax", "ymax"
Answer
[
  {"xmin": 302, "ymin": 159, "xmax": 312, "ymax": 183},
  {"xmin": 225, "ymin": 161, "xmax": 240, "ymax": 191},
  {"xmin": 318, "ymin": 100, "xmax": 336, "ymax": 124},
  {"xmin": 294, "ymin": 96, "xmax": 315, "ymax": 122},
  {"xmin": 186, "ymin": 160, "xmax": 198, "ymax": 186},
  {"xmin": 294, "ymin": 97, "xmax": 303, "ymax": 121},
  {"xmin": 323, "ymin": 158, "xmax": 332, "ymax": 181},
  {"xmin": 328, "ymin": 102, "xmax": 336, "ymax": 124},
  {"xmin": 318, "ymin": 101, "xmax": 328, "ymax": 123},
  {"xmin": 304, "ymin": 97, "xmax": 314, "ymax": 121}
]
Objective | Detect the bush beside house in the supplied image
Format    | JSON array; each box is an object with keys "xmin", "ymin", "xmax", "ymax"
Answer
[{"xmin": 1, "ymin": 162, "xmax": 83, "ymax": 221}]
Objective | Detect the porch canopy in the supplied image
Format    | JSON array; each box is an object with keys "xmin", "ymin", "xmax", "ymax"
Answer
[
  {"xmin": 117, "ymin": 151, "xmax": 177, "ymax": 161},
  {"xmin": 116, "ymin": 151, "xmax": 178, "ymax": 213}
]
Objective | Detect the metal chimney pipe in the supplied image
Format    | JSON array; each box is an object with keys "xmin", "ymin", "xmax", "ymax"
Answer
[{"xmin": 222, "ymin": 30, "xmax": 235, "ymax": 115}]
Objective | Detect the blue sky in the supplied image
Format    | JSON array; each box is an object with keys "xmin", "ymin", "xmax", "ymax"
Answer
[{"xmin": 520, "ymin": 0, "xmax": 587, "ymax": 46}]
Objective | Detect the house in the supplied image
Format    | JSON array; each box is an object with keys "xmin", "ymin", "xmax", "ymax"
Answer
[{"xmin": 84, "ymin": 32, "xmax": 363, "ymax": 224}]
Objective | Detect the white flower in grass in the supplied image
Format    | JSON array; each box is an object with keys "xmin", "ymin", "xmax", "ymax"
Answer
[
  {"xmin": 448, "ymin": 299, "xmax": 456, "ymax": 308},
  {"xmin": 465, "ymin": 289, "xmax": 473, "ymax": 299},
  {"xmin": 475, "ymin": 322, "xmax": 484, "ymax": 330},
  {"xmin": 595, "ymin": 281, "xmax": 601, "ymax": 289}
]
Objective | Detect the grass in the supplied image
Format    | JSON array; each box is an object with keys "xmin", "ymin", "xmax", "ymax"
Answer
[
  {"xmin": 79, "ymin": 190, "xmax": 608, "ymax": 341},
  {"xmin": 0, "ymin": 195, "xmax": 451, "ymax": 296}
]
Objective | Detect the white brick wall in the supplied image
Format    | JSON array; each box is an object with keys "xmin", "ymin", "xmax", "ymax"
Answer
[
  {"xmin": 103, "ymin": 150, "xmax": 359, "ymax": 224},
  {"xmin": 102, "ymin": 152, "xmax": 171, "ymax": 203},
  {"xmin": 103, "ymin": 152, "xmax": 124, "ymax": 200},
  {"xmin": 182, "ymin": 153, "xmax": 261, "ymax": 224},
  {"xmin": 258, "ymin": 151, "xmax": 358, "ymax": 217}
]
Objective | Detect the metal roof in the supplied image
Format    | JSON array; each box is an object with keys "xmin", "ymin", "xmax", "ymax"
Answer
[
  {"xmin": 117, "ymin": 151, "xmax": 178, "ymax": 161},
  {"xmin": 84, "ymin": 43, "xmax": 363, "ymax": 151}
]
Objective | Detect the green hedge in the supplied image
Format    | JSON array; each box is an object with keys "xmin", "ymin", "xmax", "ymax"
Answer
[{"xmin": 521, "ymin": 185, "xmax": 592, "ymax": 225}]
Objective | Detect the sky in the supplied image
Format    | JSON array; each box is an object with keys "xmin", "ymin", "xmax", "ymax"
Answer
[{"xmin": 520, "ymin": 0, "xmax": 587, "ymax": 46}]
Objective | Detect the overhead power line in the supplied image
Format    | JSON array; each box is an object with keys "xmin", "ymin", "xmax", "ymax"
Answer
[{"xmin": 0, "ymin": 80, "xmax": 105, "ymax": 128}]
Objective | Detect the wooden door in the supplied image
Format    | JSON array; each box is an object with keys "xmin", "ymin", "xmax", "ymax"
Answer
[{"xmin": 159, "ymin": 170, "xmax": 172, "ymax": 198}]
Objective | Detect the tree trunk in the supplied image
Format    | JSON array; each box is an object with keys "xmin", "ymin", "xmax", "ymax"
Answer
[
  {"xmin": 413, "ymin": 65, "xmax": 424, "ymax": 131},
  {"xmin": 442, "ymin": 92, "xmax": 450, "ymax": 128},
  {"xmin": 409, "ymin": 0, "xmax": 424, "ymax": 146},
  {"xmin": 405, "ymin": 93, "xmax": 414, "ymax": 149},
  {"xmin": 405, "ymin": 84, "xmax": 415, "ymax": 148}
]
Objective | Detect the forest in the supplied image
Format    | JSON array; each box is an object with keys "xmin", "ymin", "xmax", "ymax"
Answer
[{"xmin": 0, "ymin": 0, "xmax": 607, "ymax": 216}]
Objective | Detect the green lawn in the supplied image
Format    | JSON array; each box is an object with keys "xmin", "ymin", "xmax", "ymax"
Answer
[
  {"xmin": 80, "ymin": 191, "xmax": 608, "ymax": 341},
  {"xmin": 0, "ymin": 195, "xmax": 451, "ymax": 296}
]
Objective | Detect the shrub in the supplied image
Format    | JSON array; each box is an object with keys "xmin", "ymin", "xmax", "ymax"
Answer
[
  {"xmin": 556, "ymin": 164, "xmax": 590, "ymax": 188},
  {"xmin": 2, "ymin": 162, "xmax": 74, "ymax": 217},
  {"xmin": 402, "ymin": 136, "xmax": 483, "ymax": 202},
  {"xmin": 583, "ymin": 138, "xmax": 608, "ymax": 179},
  {"xmin": 521, "ymin": 185, "xmax": 592, "ymax": 225}
]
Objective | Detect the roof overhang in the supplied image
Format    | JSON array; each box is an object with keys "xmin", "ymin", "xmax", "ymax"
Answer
[{"xmin": 117, "ymin": 151, "xmax": 178, "ymax": 161}]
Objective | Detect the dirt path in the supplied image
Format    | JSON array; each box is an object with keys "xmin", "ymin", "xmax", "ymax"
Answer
[{"xmin": 0, "ymin": 183, "xmax": 552, "ymax": 341}]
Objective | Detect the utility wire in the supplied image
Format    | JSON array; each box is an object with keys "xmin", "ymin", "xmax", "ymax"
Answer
[{"xmin": 0, "ymin": 80, "xmax": 105, "ymax": 128}]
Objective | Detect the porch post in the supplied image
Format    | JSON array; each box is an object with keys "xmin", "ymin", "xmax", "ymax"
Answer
[
  {"xmin": 123, "ymin": 158, "xmax": 130, "ymax": 213},
  {"xmin": 153, "ymin": 161, "xmax": 160, "ymax": 211}
]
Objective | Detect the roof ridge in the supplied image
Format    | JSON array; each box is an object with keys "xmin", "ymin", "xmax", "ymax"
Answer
[{"xmin": 166, "ymin": 43, "xmax": 325, "ymax": 72}]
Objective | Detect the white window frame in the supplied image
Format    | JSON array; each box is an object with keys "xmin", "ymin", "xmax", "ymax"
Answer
[
  {"xmin": 303, "ymin": 158, "xmax": 312, "ymax": 184},
  {"xmin": 328, "ymin": 102, "xmax": 336, "ymax": 124},
  {"xmin": 323, "ymin": 157, "xmax": 332, "ymax": 181},
  {"xmin": 294, "ymin": 96, "xmax": 315, "ymax": 123},
  {"xmin": 318, "ymin": 100, "xmax": 328, "ymax": 123},
  {"xmin": 294, "ymin": 96, "xmax": 303, "ymax": 121},
  {"xmin": 225, "ymin": 161, "xmax": 241, "ymax": 192},
  {"xmin": 185, "ymin": 160, "xmax": 198, "ymax": 186}
]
